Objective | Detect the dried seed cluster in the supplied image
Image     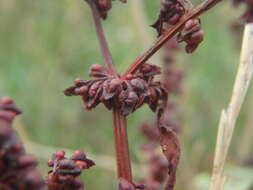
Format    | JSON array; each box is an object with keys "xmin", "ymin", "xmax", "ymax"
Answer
[
  {"xmin": 0, "ymin": 97, "xmax": 45, "ymax": 190},
  {"xmin": 177, "ymin": 19, "xmax": 204, "ymax": 53},
  {"xmin": 233, "ymin": 0, "xmax": 253, "ymax": 22},
  {"xmin": 152, "ymin": 0, "xmax": 204, "ymax": 53},
  {"xmin": 152, "ymin": 0, "xmax": 186, "ymax": 33},
  {"xmin": 64, "ymin": 63, "xmax": 167, "ymax": 116},
  {"xmin": 47, "ymin": 150, "xmax": 95, "ymax": 190}
]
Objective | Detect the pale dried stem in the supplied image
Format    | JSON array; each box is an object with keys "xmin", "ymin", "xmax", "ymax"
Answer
[
  {"xmin": 237, "ymin": 90, "xmax": 253, "ymax": 163},
  {"xmin": 209, "ymin": 23, "xmax": 253, "ymax": 190}
]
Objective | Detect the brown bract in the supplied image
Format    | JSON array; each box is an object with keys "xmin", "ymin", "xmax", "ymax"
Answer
[
  {"xmin": 159, "ymin": 126, "xmax": 180, "ymax": 190},
  {"xmin": 64, "ymin": 64, "xmax": 167, "ymax": 116}
]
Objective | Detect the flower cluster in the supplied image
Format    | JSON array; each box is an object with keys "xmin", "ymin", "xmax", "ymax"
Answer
[
  {"xmin": 47, "ymin": 150, "xmax": 95, "ymax": 190},
  {"xmin": 0, "ymin": 97, "xmax": 46, "ymax": 190},
  {"xmin": 152, "ymin": 0, "xmax": 204, "ymax": 53},
  {"xmin": 233, "ymin": 0, "xmax": 253, "ymax": 22},
  {"xmin": 64, "ymin": 64, "xmax": 167, "ymax": 116},
  {"xmin": 88, "ymin": 0, "xmax": 127, "ymax": 19}
]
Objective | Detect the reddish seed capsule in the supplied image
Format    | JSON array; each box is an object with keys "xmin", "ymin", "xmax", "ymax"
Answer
[
  {"xmin": 71, "ymin": 150, "xmax": 86, "ymax": 161},
  {"xmin": 75, "ymin": 161, "xmax": 87, "ymax": 169},
  {"xmin": 0, "ymin": 96, "xmax": 13, "ymax": 105},
  {"xmin": 48, "ymin": 159, "xmax": 54, "ymax": 167},
  {"xmin": 98, "ymin": 0, "xmax": 112, "ymax": 10},
  {"xmin": 140, "ymin": 64, "xmax": 152, "ymax": 73},
  {"xmin": 75, "ymin": 86, "xmax": 89, "ymax": 95},
  {"xmin": 125, "ymin": 74, "xmax": 134, "ymax": 80},
  {"xmin": 55, "ymin": 150, "xmax": 65, "ymax": 159},
  {"xmin": 59, "ymin": 159, "xmax": 76, "ymax": 169},
  {"xmin": 109, "ymin": 79, "xmax": 121, "ymax": 92},
  {"xmin": 89, "ymin": 82, "xmax": 100, "ymax": 96},
  {"xmin": 125, "ymin": 92, "xmax": 138, "ymax": 105},
  {"xmin": 90, "ymin": 64, "xmax": 103, "ymax": 72},
  {"xmin": 74, "ymin": 78, "xmax": 82, "ymax": 84},
  {"xmin": 130, "ymin": 79, "xmax": 145, "ymax": 91},
  {"xmin": 74, "ymin": 150, "xmax": 86, "ymax": 156},
  {"xmin": 168, "ymin": 14, "xmax": 181, "ymax": 25}
]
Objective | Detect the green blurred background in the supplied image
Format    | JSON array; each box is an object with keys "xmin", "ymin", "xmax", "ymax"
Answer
[{"xmin": 0, "ymin": 0, "xmax": 252, "ymax": 189}]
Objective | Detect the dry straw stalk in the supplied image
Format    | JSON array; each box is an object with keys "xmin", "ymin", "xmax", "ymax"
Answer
[{"xmin": 209, "ymin": 23, "xmax": 253, "ymax": 190}]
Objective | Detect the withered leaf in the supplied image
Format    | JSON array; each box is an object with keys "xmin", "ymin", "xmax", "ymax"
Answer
[{"xmin": 159, "ymin": 126, "xmax": 180, "ymax": 190}]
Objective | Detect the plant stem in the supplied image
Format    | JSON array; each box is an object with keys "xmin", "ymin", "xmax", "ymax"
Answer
[
  {"xmin": 85, "ymin": 0, "xmax": 133, "ymax": 181},
  {"xmin": 113, "ymin": 108, "xmax": 133, "ymax": 182},
  {"xmin": 123, "ymin": 0, "xmax": 221, "ymax": 76},
  {"xmin": 209, "ymin": 23, "xmax": 253, "ymax": 190},
  {"xmin": 87, "ymin": 0, "xmax": 118, "ymax": 77}
]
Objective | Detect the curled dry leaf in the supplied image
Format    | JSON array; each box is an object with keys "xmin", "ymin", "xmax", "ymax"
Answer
[
  {"xmin": 64, "ymin": 63, "xmax": 167, "ymax": 116},
  {"xmin": 159, "ymin": 125, "xmax": 180, "ymax": 190}
]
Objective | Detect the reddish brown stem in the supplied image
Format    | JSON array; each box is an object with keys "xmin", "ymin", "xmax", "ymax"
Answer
[
  {"xmin": 85, "ymin": 0, "xmax": 132, "ymax": 182},
  {"xmin": 123, "ymin": 0, "xmax": 221, "ymax": 76},
  {"xmin": 87, "ymin": 0, "xmax": 118, "ymax": 77},
  {"xmin": 113, "ymin": 108, "xmax": 133, "ymax": 182}
]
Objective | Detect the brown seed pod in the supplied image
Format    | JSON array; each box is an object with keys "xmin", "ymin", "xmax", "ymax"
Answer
[{"xmin": 64, "ymin": 63, "xmax": 167, "ymax": 116}]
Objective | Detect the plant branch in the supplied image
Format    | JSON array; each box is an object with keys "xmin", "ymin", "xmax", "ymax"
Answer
[
  {"xmin": 113, "ymin": 108, "xmax": 133, "ymax": 182},
  {"xmin": 123, "ymin": 0, "xmax": 222, "ymax": 76},
  {"xmin": 86, "ymin": 0, "xmax": 118, "ymax": 77},
  {"xmin": 209, "ymin": 23, "xmax": 253, "ymax": 190}
]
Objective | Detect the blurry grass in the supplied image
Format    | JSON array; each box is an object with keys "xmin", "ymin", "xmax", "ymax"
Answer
[{"xmin": 0, "ymin": 0, "xmax": 251, "ymax": 189}]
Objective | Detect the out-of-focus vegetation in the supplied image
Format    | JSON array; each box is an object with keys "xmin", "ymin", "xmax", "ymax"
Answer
[{"xmin": 0, "ymin": 0, "xmax": 252, "ymax": 189}]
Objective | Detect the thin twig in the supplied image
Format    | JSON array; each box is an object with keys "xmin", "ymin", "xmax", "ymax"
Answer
[
  {"xmin": 123, "ymin": 0, "xmax": 222, "ymax": 76},
  {"xmin": 86, "ymin": 0, "xmax": 118, "ymax": 77},
  {"xmin": 209, "ymin": 23, "xmax": 253, "ymax": 190}
]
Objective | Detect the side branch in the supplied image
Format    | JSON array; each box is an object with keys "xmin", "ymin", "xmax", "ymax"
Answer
[
  {"xmin": 86, "ymin": 0, "xmax": 118, "ymax": 77},
  {"xmin": 123, "ymin": 0, "xmax": 221, "ymax": 76}
]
